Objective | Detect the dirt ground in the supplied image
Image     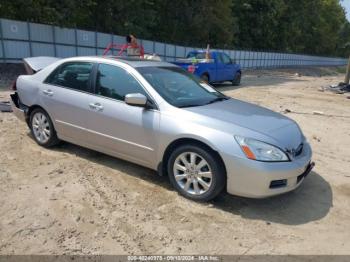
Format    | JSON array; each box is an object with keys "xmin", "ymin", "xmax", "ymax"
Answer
[{"xmin": 0, "ymin": 66, "xmax": 349, "ymax": 255}]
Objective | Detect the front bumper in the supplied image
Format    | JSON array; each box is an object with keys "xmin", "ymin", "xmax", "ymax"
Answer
[
  {"xmin": 10, "ymin": 93, "xmax": 26, "ymax": 122},
  {"xmin": 222, "ymin": 142, "xmax": 313, "ymax": 198}
]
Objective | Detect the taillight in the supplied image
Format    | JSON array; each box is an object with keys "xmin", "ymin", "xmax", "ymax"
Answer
[
  {"xmin": 188, "ymin": 65, "xmax": 195, "ymax": 74},
  {"xmin": 10, "ymin": 80, "xmax": 17, "ymax": 90}
]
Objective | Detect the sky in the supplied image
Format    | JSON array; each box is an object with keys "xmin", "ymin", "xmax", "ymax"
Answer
[{"xmin": 341, "ymin": 0, "xmax": 350, "ymax": 21}]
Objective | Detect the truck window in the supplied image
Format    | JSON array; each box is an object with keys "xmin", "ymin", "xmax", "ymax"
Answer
[
  {"xmin": 221, "ymin": 53, "xmax": 232, "ymax": 64},
  {"xmin": 186, "ymin": 52, "xmax": 206, "ymax": 59}
]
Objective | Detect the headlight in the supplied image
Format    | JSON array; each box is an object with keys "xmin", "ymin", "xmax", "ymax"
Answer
[{"xmin": 235, "ymin": 136, "xmax": 289, "ymax": 162}]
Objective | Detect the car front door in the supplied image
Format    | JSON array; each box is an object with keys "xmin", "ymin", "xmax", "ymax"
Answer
[
  {"xmin": 213, "ymin": 53, "xmax": 226, "ymax": 82},
  {"xmin": 41, "ymin": 61, "xmax": 97, "ymax": 144},
  {"xmin": 221, "ymin": 53, "xmax": 235, "ymax": 81},
  {"xmin": 85, "ymin": 63, "xmax": 160, "ymax": 167}
]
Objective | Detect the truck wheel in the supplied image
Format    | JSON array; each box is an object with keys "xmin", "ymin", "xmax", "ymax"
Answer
[
  {"xmin": 232, "ymin": 72, "xmax": 241, "ymax": 86},
  {"xmin": 201, "ymin": 74, "xmax": 209, "ymax": 83}
]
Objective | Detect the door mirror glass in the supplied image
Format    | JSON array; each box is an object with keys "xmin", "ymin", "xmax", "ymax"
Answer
[{"xmin": 125, "ymin": 93, "xmax": 147, "ymax": 107}]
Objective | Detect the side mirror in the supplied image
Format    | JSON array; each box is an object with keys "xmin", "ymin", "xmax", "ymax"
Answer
[{"xmin": 125, "ymin": 93, "xmax": 148, "ymax": 107}]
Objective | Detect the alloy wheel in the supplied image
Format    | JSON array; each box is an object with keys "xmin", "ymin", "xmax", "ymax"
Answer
[
  {"xmin": 173, "ymin": 152, "xmax": 213, "ymax": 195},
  {"xmin": 32, "ymin": 112, "xmax": 51, "ymax": 144}
]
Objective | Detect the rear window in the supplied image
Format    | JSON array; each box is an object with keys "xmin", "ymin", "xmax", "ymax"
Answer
[
  {"xmin": 186, "ymin": 52, "xmax": 207, "ymax": 59},
  {"xmin": 45, "ymin": 62, "xmax": 93, "ymax": 92}
]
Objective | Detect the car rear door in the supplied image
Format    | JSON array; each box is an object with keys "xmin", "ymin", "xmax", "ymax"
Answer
[
  {"xmin": 84, "ymin": 63, "xmax": 159, "ymax": 167},
  {"xmin": 41, "ymin": 61, "xmax": 96, "ymax": 144}
]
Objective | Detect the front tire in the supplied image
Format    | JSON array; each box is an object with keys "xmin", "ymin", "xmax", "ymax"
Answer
[
  {"xmin": 232, "ymin": 72, "xmax": 241, "ymax": 86},
  {"xmin": 167, "ymin": 144, "xmax": 225, "ymax": 201},
  {"xmin": 29, "ymin": 108, "xmax": 59, "ymax": 147}
]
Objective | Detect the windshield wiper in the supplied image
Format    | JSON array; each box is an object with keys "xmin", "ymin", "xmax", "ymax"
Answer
[
  {"xmin": 205, "ymin": 96, "xmax": 229, "ymax": 105},
  {"xmin": 178, "ymin": 97, "xmax": 229, "ymax": 108},
  {"xmin": 178, "ymin": 103, "xmax": 204, "ymax": 108}
]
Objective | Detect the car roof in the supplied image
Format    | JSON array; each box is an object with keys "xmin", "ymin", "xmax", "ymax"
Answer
[
  {"xmin": 108, "ymin": 56, "xmax": 177, "ymax": 68},
  {"xmin": 66, "ymin": 56, "xmax": 176, "ymax": 68}
]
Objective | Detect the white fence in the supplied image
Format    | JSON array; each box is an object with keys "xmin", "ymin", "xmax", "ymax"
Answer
[{"xmin": 0, "ymin": 18, "xmax": 347, "ymax": 68}]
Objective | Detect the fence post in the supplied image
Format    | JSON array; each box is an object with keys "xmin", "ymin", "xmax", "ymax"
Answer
[
  {"xmin": 52, "ymin": 25, "xmax": 57, "ymax": 57},
  {"xmin": 27, "ymin": 21, "xmax": 33, "ymax": 57},
  {"xmin": 0, "ymin": 19, "xmax": 6, "ymax": 62},
  {"xmin": 74, "ymin": 28, "xmax": 78, "ymax": 56},
  {"xmin": 246, "ymin": 51, "xmax": 250, "ymax": 69},
  {"xmin": 344, "ymin": 55, "xmax": 350, "ymax": 84},
  {"xmin": 95, "ymin": 31, "xmax": 98, "ymax": 55},
  {"xmin": 110, "ymin": 33, "xmax": 113, "ymax": 55},
  {"xmin": 252, "ymin": 50, "xmax": 255, "ymax": 69},
  {"xmin": 164, "ymin": 43, "xmax": 166, "ymax": 61}
]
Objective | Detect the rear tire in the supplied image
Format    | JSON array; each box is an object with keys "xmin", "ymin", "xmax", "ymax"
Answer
[
  {"xmin": 167, "ymin": 144, "xmax": 225, "ymax": 201},
  {"xmin": 29, "ymin": 108, "xmax": 59, "ymax": 148},
  {"xmin": 201, "ymin": 74, "xmax": 209, "ymax": 83},
  {"xmin": 232, "ymin": 72, "xmax": 241, "ymax": 86}
]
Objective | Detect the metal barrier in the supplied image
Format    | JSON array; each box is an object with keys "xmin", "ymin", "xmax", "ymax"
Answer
[{"xmin": 0, "ymin": 18, "xmax": 347, "ymax": 68}]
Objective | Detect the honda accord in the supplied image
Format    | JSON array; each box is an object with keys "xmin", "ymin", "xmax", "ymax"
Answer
[{"xmin": 10, "ymin": 56, "xmax": 314, "ymax": 201}]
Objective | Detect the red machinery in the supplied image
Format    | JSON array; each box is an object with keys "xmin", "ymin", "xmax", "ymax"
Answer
[{"xmin": 103, "ymin": 43, "xmax": 145, "ymax": 57}]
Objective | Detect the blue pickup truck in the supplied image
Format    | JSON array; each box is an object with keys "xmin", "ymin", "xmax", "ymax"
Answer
[{"xmin": 173, "ymin": 50, "xmax": 241, "ymax": 85}]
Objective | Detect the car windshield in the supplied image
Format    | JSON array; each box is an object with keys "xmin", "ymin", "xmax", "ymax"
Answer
[{"xmin": 137, "ymin": 66, "xmax": 228, "ymax": 108}]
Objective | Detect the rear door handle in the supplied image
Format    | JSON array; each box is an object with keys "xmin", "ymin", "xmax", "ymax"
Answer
[
  {"xmin": 89, "ymin": 102, "xmax": 104, "ymax": 111},
  {"xmin": 43, "ymin": 89, "xmax": 53, "ymax": 96}
]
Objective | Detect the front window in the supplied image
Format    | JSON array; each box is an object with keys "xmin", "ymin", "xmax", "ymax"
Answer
[
  {"xmin": 96, "ymin": 63, "xmax": 147, "ymax": 101},
  {"xmin": 221, "ymin": 53, "xmax": 232, "ymax": 64},
  {"xmin": 137, "ymin": 67, "xmax": 227, "ymax": 108}
]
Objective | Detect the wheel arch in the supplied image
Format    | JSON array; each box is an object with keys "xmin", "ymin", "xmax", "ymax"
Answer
[
  {"xmin": 200, "ymin": 72, "xmax": 210, "ymax": 82},
  {"xmin": 159, "ymin": 137, "xmax": 227, "ymax": 178},
  {"xmin": 26, "ymin": 105, "xmax": 55, "ymax": 129}
]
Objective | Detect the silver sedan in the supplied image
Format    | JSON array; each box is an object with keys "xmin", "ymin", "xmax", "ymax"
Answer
[{"xmin": 10, "ymin": 56, "xmax": 314, "ymax": 201}]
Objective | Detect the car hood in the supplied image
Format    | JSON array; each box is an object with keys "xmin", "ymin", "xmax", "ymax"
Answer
[{"xmin": 183, "ymin": 98, "xmax": 304, "ymax": 150}]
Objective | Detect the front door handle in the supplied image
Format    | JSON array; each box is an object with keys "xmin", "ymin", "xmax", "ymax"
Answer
[
  {"xmin": 89, "ymin": 102, "xmax": 104, "ymax": 111},
  {"xmin": 43, "ymin": 89, "xmax": 53, "ymax": 96}
]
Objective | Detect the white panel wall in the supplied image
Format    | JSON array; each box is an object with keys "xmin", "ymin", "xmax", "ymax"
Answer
[{"xmin": 0, "ymin": 18, "xmax": 347, "ymax": 67}]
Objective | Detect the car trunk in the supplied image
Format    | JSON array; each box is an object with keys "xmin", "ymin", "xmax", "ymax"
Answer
[{"xmin": 23, "ymin": 57, "xmax": 61, "ymax": 74}]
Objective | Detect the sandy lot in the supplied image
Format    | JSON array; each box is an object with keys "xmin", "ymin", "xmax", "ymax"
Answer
[{"xmin": 0, "ymin": 67, "xmax": 349, "ymax": 255}]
